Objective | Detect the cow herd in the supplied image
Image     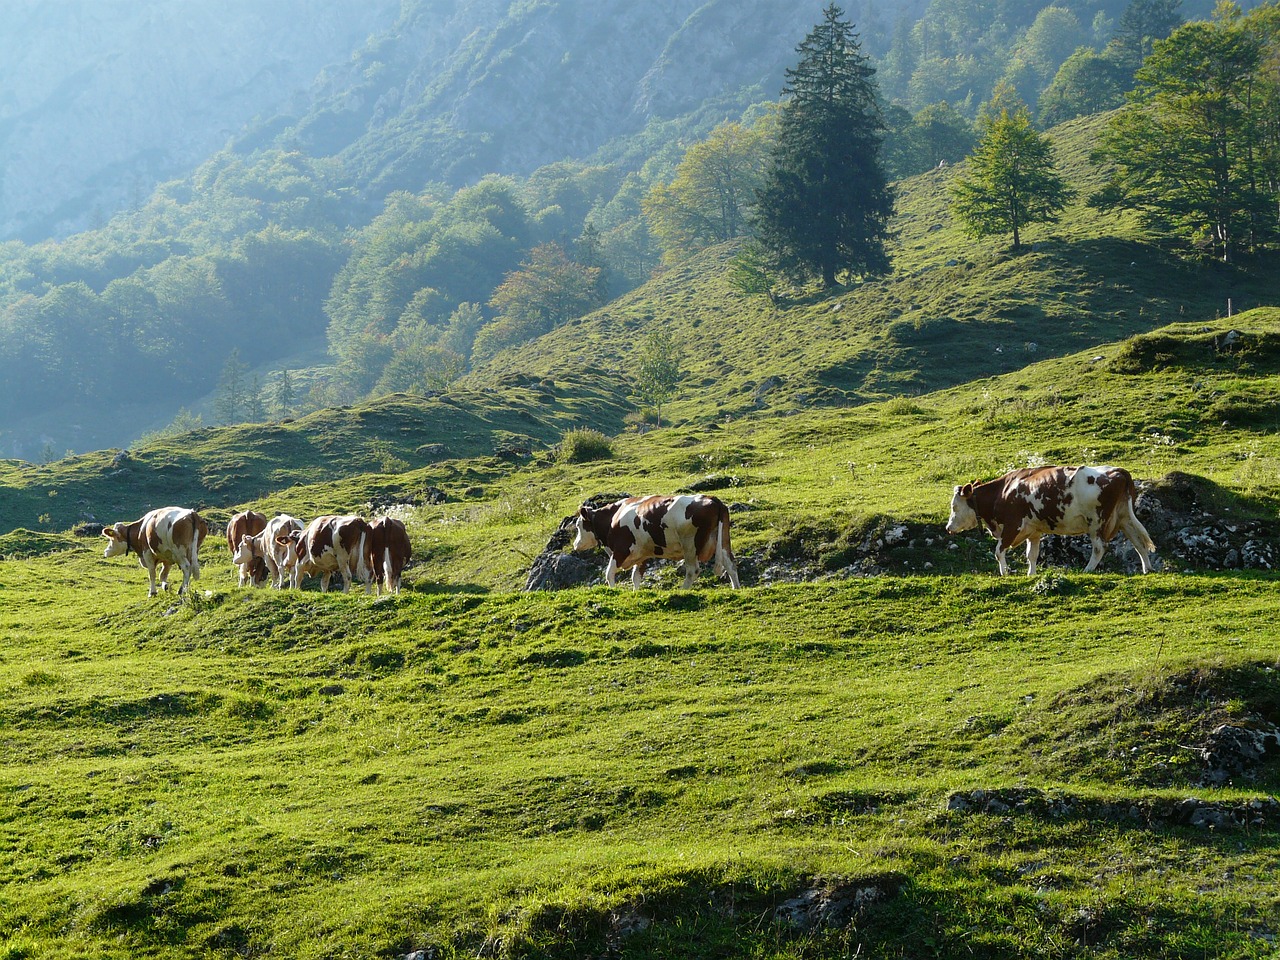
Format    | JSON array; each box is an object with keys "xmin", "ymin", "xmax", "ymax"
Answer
[
  {"xmin": 101, "ymin": 463, "xmax": 1158, "ymax": 596},
  {"xmin": 102, "ymin": 507, "xmax": 412, "ymax": 597}
]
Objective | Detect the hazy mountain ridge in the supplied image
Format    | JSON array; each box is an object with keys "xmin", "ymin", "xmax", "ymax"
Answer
[
  {"xmin": 280, "ymin": 0, "xmax": 924, "ymax": 195},
  {"xmin": 0, "ymin": 0, "xmax": 401, "ymax": 241}
]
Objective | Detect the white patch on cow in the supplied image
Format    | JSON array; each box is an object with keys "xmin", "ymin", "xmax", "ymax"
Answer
[
  {"xmin": 572, "ymin": 516, "xmax": 598, "ymax": 551},
  {"xmin": 945, "ymin": 488, "xmax": 979, "ymax": 534}
]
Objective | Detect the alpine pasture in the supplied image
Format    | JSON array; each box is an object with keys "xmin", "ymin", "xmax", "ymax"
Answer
[{"xmin": 2, "ymin": 118, "xmax": 1279, "ymax": 959}]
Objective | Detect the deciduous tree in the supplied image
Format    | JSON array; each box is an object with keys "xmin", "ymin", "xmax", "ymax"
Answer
[
  {"xmin": 643, "ymin": 120, "xmax": 770, "ymax": 263},
  {"xmin": 1091, "ymin": 8, "xmax": 1275, "ymax": 260},
  {"xmin": 951, "ymin": 95, "xmax": 1075, "ymax": 251}
]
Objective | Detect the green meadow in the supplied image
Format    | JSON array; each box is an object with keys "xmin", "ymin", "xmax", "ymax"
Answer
[{"xmin": 3, "ymin": 111, "xmax": 1279, "ymax": 958}]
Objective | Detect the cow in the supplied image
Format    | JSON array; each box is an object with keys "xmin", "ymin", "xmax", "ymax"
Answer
[
  {"xmin": 945, "ymin": 465, "xmax": 1156, "ymax": 576},
  {"xmin": 280, "ymin": 514, "xmax": 372, "ymax": 593},
  {"xmin": 366, "ymin": 516, "xmax": 412, "ymax": 595},
  {"xmin": 102, "ymin": 506, "xmax": 209, "ymax": 597},
  {"xmin": 572, "ymin": 494, "xmax": 740, "ymax": 589},
  {"xmin": 226, "ymin": 510, "xmax": 269, "ymax": 587},
  {"xmin": 232, "ymin": 514, "xmax": 305, "ymax": 589}
]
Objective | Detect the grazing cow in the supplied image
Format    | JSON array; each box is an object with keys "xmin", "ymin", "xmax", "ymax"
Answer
[
  {"xmin": 367, "ymin": 517, "xmax": 412, "ymax": 595},
  {"xmin": 233, "ymin": 514, "xmax": 305, "ymax": 589},
  {"xmin": 281, "ymin": 514, "xmax": 371, "ymax": 593},
  {"xmin": 102, "ymin": 506, "xmax": 209, "ymax": 596},
  {"xmin": 573, "ymin": 494, "xmax": 740, "ymax": 589},
  {"xmin": 226, "ymin": 510, "xmax": 269, "ymax": 587},
  {"xmin": 945, "ymin": 465, "xmax": 1156, "ymax": 575}
]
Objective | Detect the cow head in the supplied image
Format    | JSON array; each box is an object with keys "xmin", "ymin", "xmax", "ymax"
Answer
[
  {"xmin": 232, "ymin": 533, "xmax": 261, "ymax": 567},
  {"xmin": 102, "ymin": 523, "xmax": 130, "ymax": 558},
  {"xmin": 572, "ymin": 507, "xmax": 599, "ymax": 551},
  {"xmin": 945, "ymin": 483, "xmax": 979, "ymax": 534},
  {"xmin": 572, "ymin": 501, "xmax": 622, "ymax": 552}
]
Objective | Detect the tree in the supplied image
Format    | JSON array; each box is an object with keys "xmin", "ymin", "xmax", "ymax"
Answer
[
  {"xmin": 1001, "ymin": 6, "xmax": 1088, "ymax": 106},
  {"xmin": 1091, "ymin": 11, "xmax": 1272, "ymax": 260},
  {"xmin": 1038, "ymin": 48, "xmax": 1129, "ymax": 126},
  {"xmin": 631, "ymin": 328, "xmax": 683, "ymax": 428},
  {"xmin": 950, "ymin": 95, "xmax": 1075, "ymax": 252},
  {"xmin": 753, "ymin": 4, "xmax": 895, "ymax": 287},
  {"xmin": 642, "ymin": 120, "xmax": 770, "ymax": 263},
  {"xmin": 272, "ymin": 368, "xmax": 296, "ymax": 417},
  {"xmin": 1108, "ymin": 0, "xmax": 1184, "ymax": 72},
  {"xmin": 726, "ymin": 241, "xmax": 781, "ymax": 310},
  {"xmin": 214, "ymin": 348, "xmax": 249, "ymax": 424},
  {"xmin": 245, "ymin": 374, "xmax": 267, "ymax": 422},
  {"xmin": 484, "ymin": 241, "xmax": 602, "ymax": 345}
]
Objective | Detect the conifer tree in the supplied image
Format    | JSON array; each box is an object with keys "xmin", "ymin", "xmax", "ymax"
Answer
[
  {"xmin": 950, "ymin": 95, "xmax": 1075, "ymax": 252},
  {"xmin": 753, "ymin": 3, "xmax": 894, "ymax": 287},
  {"xmin": 214, "ymin": 348, "xmax": 248, "ymax": 424},
  {"xmin": 273, "ymin": 368, "xmax": 296, "ymax": 417}
]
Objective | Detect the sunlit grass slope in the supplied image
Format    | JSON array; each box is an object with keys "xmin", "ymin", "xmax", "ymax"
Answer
[
  {"xmin": 199, "ymin": 309, "xmax": 1276, "ymax": 592},
  {"xmin": 0, "ymin": 375, "xmax": 628, "ymax": 536},
  {"xmin": 469, "ymin": 113, "xmax": 1280, "ymax": 424},
  {"xmin": 1, "ymin": 541, "xmax": 1277, "ymax": 959}
]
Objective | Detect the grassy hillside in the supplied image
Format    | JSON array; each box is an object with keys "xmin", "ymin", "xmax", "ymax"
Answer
[
  {"xmin": 0, "ymin": 376, "xmax": 628, "ymax": 536},
  {"xmin": 469, "ymin": 114, "xmax": 1280, "ymax": 423},
  {"xmin": 4, "ymin": 107, "xmax": 1280, "ymax": 959},
  {"xmin": 2, "ymin": 543, "xmax": 1278, "ymax": 959},
  {"xmin": 221, "ymin": 309, "xmax": 1277, "ymax": 592}
]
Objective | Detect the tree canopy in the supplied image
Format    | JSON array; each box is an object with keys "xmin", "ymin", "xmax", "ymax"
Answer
[
  {"xmin": 754, "ymin": 4, "xmax": 895, "ymax": 287},
  {"xmin": 950, "ymin": 90, "xmax": 1075, "ymax": 251},
  {"xmin": 1091, "ymin": 3, "xmax": 1280, "ymax": 260}
]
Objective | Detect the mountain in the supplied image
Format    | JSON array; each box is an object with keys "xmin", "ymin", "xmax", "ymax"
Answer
[
  {"xmin": 0, "ymin": 0, "xmax": 926, "ymax": 243},
  {"xmin": 0, "ymin": 0, "xmax": 401, "ymax": 241}
]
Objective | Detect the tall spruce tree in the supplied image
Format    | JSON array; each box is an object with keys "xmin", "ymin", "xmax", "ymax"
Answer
[{"xmin": 753, "ymin": 3, "xmax": 894, "ymax": 287}]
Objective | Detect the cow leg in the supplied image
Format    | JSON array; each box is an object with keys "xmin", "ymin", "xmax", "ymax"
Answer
[
  {"xmin": 146, "ymin": 560, "xmax": 159, "ymax": 597},
  {"xmin": 679, "ymin": 534, "xmax": 700, "ymax": 587},
  {"xmin": 157, "ymin": 561, "xmax": 172, "ymax": 592},
  {"xmin": 630, "ymin": 560, "xmax": 647, "ymax": 590},
  {"xmin": 605, "ymin": 555, "xmax": 621, "ymax": 587},
  {"xmin": 1083, "ymin": 534, "xmax": 1107, "ymax": 572},
  {"xmin": 990, "ymin": 539, "xmax": 1012, "ymax": 575},
  {"xmin": 320, "ymin": 572, "xmax": 331, "ymax": 593},
  {"xmin": 1025, "ymin": 537, "xmax": 1042, "ymax": 576}
]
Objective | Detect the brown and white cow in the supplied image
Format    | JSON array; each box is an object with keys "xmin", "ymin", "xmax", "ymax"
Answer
[
  {"xmin": 226, "ymin": 509, "xmax": 269, "ymax": 587},
  {"xmin": 233, "ymin": 514, "xmax": 305, "ymax": 589},
  {"xmin": 573, "ymin": 494, "xmax": 740, "ymax": 589},
  {"xmin": 366, "ymin": 517, "xmax": 412, "ymax": 595},
  {"xmin": 945, "ymin": 465, "xmax": 1156, "ymax": 576},
  {"xmin": 280, "ymin": 514, "xmax": 372, "ymax": 593},
  {"xmin": 102, "ymin": 506, "xmax": 209, "ymax": 596}
]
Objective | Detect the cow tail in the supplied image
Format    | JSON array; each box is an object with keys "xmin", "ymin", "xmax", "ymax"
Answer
[
  {"xmin": 356, "ymin": 528, "xmax": 372, "ymax": 587},
  {"xmin": 1126, "ymin": 475, "xmax": 1157, "ymax": 552},
  {"xmin": 715, "ymin": 504, "xmax": 732, "ymax": 573},
  {"xmin": 384, "ymin": 546, "xmax": 394, "ymax": 591},
  {"xmin": 188, "ymin": 510, "xmax": 202, "ymax": 580}
]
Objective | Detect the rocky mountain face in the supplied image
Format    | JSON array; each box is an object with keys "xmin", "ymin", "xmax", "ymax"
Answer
[
  {"xmin": 0, "ymin": 0, "xmax": 400, "ymax": 241},
  {"xmin": 270, "ymin": 0, "xmax": 923, "ymax": 196}
]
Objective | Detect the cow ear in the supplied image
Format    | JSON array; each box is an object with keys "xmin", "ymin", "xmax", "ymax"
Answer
[
  {"xmin": 102, "ymin": 525, "xmax": 120, "ymax": 540},
  {"xmin": 961, "ymin": 483, "xmax": 974, "ymax": 497}
]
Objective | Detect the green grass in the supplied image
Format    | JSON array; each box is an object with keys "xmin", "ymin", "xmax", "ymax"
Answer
[
  {"xmin": 2, "ymin": 543, "xmax": 1278, "ymax": 958},
  {"xmin": 4, "ymin": 111, "xmax": 1280, "ymax": 959}
]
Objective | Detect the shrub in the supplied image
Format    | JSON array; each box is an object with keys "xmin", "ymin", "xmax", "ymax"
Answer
[{"xmin": 558, "ymin": 428, "xmax": 614, "ymax": 464}]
